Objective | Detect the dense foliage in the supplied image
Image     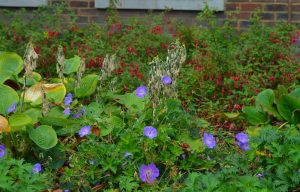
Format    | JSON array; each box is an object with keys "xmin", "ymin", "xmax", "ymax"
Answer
[{"xmin": 0, "ymin": 3, "xmax": 300, "ymax": 192}]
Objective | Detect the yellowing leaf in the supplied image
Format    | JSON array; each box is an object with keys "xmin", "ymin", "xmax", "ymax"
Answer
[{"xmin": 0, "ymin": 115, "xmax": 10, "ymax": 133}]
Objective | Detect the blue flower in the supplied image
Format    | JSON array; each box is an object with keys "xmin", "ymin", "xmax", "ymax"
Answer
[
  {"xmin": 236, "ymin": 132, "xmax": 248, "ymax": 143},
  {"xmin": 143, "ymin": 126, "xmax": 157, "ymax": 139},
  {"xmin": 63, "ymin": 108, "xmax": 70, "ymax": 115},
  {"xmin": 236, "ymin": 132, "xmax": 251, "ymax": 151},
  {"xmin": 139, "ymin": 163, "xmax": 160, "ymax": 183},
  {"xmin": 0, "ymin": 145, "xmax": 6, "ymax": 159},
  {"xmin": 64, "ymin": 190, "xmax": 69, "ymax": 192},
  {"xmin": 135, "ymin": 85, "xmax": 147, "ymax": 98},
  {"xmin": 7, "ymin": 103, "xmax": 16, "ymax": 113},
  {"xmin": 32, "ymin": 163, "xmax": 42, "ymax": 174},
  {"xmin": 203, "ymin": 133, "xmax": 216, "ymax": 149},
  {"xmin": 79, "ymin": 126, "xmax": 91, "ymax": 137},
  {"xmin": 237, "ymin": 141, "xmax": 251, "ymax": 151},
  {"xmin": 89, "ymin": 160, "xmax": 95, "ymax": 165},
  {"xmin": 125, "ymin": 152, "xmax": 132, "ymax": 157},
  {"xmin": 64, "ymin": 93, "xmax": 72, "ymax": 106},
  {"xmin": 257, "ymin": 173, "xmax": 264, "ymax": 179},
  {"xmin": 161, "ymin": 75, "xmax": 172, "ymax": 85}
]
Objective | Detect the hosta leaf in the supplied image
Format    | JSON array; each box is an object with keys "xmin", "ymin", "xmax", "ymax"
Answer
[
  {"xmin": 23, "ymin": 108, "xmax": 42, "ymax": 124},
  {"xmin": 9, "ymin": 113, "xmax": 32, "ymax": 131},
  {"xmin": 23, "ymin": 83, "xmax": 66, "ymax": 105},
  {"xmin": 0, "ymin": 84, "xmax": 19, "ymax": 115},
  {"xmin": 28, "ymin": 125, "xmax": 58, "ymax": 149},
  {"xmin": 242, "ymin": 106, "xmax": 269, "ymax": 125},
  {"xmin": 75, "ymin": 74, "xmax": 98, "ymax": 98},
  {"xmin": 255, "ymin": 89, "xmax": 274, "ymax": 111},
  {"xmin": 0, "ymin": 115, "xmax": 10, "ymax": 133},
  {"xmin": 116, "ymin": 93, "xmax": 145, "ymax": 112},
  {"xmin": 0, "ymin": 52, "xmax": 23, "ymax": 83},
  {"xmin": 290, "ymin": 87, "xmax": 300, "ymax": 100},
  {"xmin": 64, "ymin": 55, "xmax": 81, "ymax": 74},
  {"xmin": 44, "ymin": 83, "xmax": 66, "ymax": 104},
  {"xmin": 277, "ymin": 94, "xmax": 300, "ymax": 123}
]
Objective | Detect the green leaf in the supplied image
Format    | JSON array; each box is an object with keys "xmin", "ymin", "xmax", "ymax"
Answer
[
  {"xmin": 116, "ymin": 93, "xmax": 145, "ymax": 112},
  {"xmin": 18, "ymin": 72, "xmax": 42, "ymax": 86},
  {"xmin": 64, "ymin": 55, "xmax": 81, "ymax": 74},
  {"xmin": 0, "ymin": 84, "xmax": 19, "ymax": 115},
  {"xmin": 38, "ymin": 117, "xmax": 80, "ymax": 127},
  {"xmin": 242, "ymin": 106, "xmax": 269, "ymax": 125},
  {"xmin": 75, "ymin": 74, "xmax": 98, "ymax": 98},
  {"xmin": 277, "ymin": 94, "xmax": 300, "ymax": 123},
  {"xmin": 224, "ymin": 113, "xmax": 240, "ymax": 119},
  {"xmin": 56, "ymin": 124, "xmax": 82, "ymax": 136},
  {"xmin": 28, "ymin": 125, "xmax": 58, "ymax": 149},
  {"xmin": 255, "ymin": 89, "xmax": 274, "ymax": 111},
  {"xmin": 179, "ymin": 133, "xmax": 203, "ymax": 153},
  {"xmin": 290, "ymin": 87, "xmax": 300, "ymax": 100},
  {"xmin": 86, "ymin": 102, "xmax": 104, "ymax": 119},
  {"xmin": 23, "ymin": 108, "xmax": 42, "ymax": 124},
  {"xmin": 0, "ymin": 52, "xmax": 23, "ymax": 83},
  {"xmin": 9, "ymin": 113, "xmax": 32, "ymax": 131}
]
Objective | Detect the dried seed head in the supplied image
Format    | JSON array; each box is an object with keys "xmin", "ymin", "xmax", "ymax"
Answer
[
  {"xmin": 76, "ymin": 58, "xmax": 86, "ymax": 87},
  {"xmin": 23, "ymin": 42, "xmax": 38, "ymax": 77},
  {"xmin": 148, "ymin": 41, "xmax": 186, "ymax": 116},
  {"xmin": 56, "ymin": 46, "xmax": 65, "ymax": 81},
  {"xmin": 41, "ymin": 85, "xmax": 49, "ymax": 117}
]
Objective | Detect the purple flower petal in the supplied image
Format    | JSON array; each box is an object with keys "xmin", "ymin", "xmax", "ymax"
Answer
[
  {"xmin": 7, "ymin": 103, "xmax": 16, "ymax": 113},
  {"xmin": 63, "ymin": 108, "xmax": 70, "ymax": 115},
  {"xmin": 237, "ymin": 141, "xmax": 251, "ymax": 151},
  {"xmin": 125, "ymin": 152, "xmax": 132, "ymax": 157},
  {"xmin": 64, "ymin": 93, "xmax": 72, "ymax": 106},
  {"xmin": 0, "ymin": 145, "xmax": 6, "ymax": 159},
  {"xmin": 203, "ymin": 133, "xmax": 216, "ymax": 149},
  {"xmin": 135, "ymin": 85, "xmax": 147, "ymax": 98},
  {"xmin": 139, "ymin": 163, "xmax": 160, "ymax": 183},
  {"xmin": 143, "ymin": 126, "xmax": 157, "ymax": 139},
  {"xmin": 236, "ymin": 132, "xmax": 249, "ymax": 144},
  {"xmin": 32, "ymin": 163, "xmax": 42, "ymax": 174},
  {"xmin": 161, "ymin": 75, "xmax": 172, "ymax": 85},
  {"xmin": 78, "ymin": 126, "xmax": 91, "ymax": 137}
]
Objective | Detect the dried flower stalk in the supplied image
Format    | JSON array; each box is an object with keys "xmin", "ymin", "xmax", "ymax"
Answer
[
  {"xmin": 56, "ymin": 46, "xmax": 65, "ymax": 82},
  {"xmin": 23, "ymin": 42, "xmax": 38, "ymax": 77},
  {"xmin": 76, "ymin": 58, "xmax": 86, "ymax": 87},
  {"xmin": 148, "ymin": 40, "xmax": 186, "ymax": 116},
  {"xmin": 41, "ymin": 86, "xmax": 50, "ymax": 117}
]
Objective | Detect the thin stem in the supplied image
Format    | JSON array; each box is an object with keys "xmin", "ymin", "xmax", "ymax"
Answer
[{"xmin": 20, "ymin": 75, "xmax": 27, "ymax": 112}]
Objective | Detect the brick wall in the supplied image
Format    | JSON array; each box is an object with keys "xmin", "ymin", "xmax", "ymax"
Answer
[
  {"xmin": 226, "ymin": 0, "xmax": 300, "ymax": 29},
  {"xmin": 2, "ymin": 0, "xmax": 300, "ymax": 30}
]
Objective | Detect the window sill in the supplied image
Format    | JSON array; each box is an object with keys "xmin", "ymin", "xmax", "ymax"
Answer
[{"xmin": 95, "ymin": 0, "xmax": 224, "ymax": 11}]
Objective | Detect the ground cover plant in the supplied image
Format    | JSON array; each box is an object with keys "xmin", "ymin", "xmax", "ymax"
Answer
[{"xmin": 0, "ymin": 3, "xmax": 300, "ymax": 192}]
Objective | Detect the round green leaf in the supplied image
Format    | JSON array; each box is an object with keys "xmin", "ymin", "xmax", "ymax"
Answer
[
  {"xmin": 9, "ymin": 113, "xmax": 32, "ymax": 131},
  {"xmin": 64, "ymin": 55, "xmax": 81, "ymax": 74},
  {"xmin": 0, "ymin": 84, "xmax": 19, "ymax": 115},
  {"xmin": 0, "ymin": 52, "xmax": 23, "ymax": 83},
  {"xmin": 277, "ymin": 94, "xmax": 300, "ymax": 123},
  {"xmin": 29, "ymin": 125, "xmax": 58, "ymax": 150},
  {"xmin": 75, "ymin": 74, "xmax": 98, "ymax": 98},
  {"xmin": 255, "ymin": 89, "xmax": 274, "ymax": 111},
  {"xmin": 242, "ymin": 106, "xmax": 269, "ymax": 125},
  {"xmin": 23, "ymin": 108, "xmax": 42, "ymax": 124}
]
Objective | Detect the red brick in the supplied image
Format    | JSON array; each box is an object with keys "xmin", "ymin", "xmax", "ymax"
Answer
[
  {"xmin": 70, "ymin": 1, "xmax": 88, "ymax": 8},
  {"xmin": 78, "ymin": 8, "xmax": 99, "ymax": 15},
  {"xmin": 225, "ymin": 3, "xmax": 240, "ymax": 11},
  {"xmin": 264, "ymin": 4, "xmax": 287, "ymax": 12},
  {"xmin": 236, "ymin": 12, "xmax": 251, "ymax": 20},
  {"xmin": 240, "ymin": 3, "xmax": 262, "ymax": 11},
  {"xmin": 292, "ymin": 5, "xmax": 300, "ymax": 12}
]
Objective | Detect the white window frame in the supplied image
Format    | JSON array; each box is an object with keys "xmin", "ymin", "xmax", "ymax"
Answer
[
  {"xmin": 0, "ymin": 0, "xmax": 47, "ymax": 7},
  {"xmin": 95, "ymin": 0, "xmax": 224, "ymax": 11}
]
